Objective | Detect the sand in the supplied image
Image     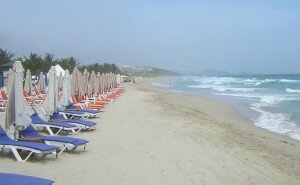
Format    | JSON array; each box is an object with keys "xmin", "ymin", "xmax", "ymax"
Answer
[{"xmin": 0, "ymin": 81, "xmax": 300, "ymax": 185}]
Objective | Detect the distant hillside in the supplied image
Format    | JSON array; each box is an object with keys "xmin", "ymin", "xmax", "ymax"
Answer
[{"xmin": 121, "ymin": 66, "xmax": 180, "ymax": 77}]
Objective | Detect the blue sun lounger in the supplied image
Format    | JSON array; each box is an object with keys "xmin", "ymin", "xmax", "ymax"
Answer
[
  {"xmin": 66, "ymin": 104, "xmax": 103, "ymax": 114},
  {"xmin": 31, "ymin": 113, "xmax": 81, "ymax": 135},
  {"xmin": 50, "ymin": 112, "xmax": 96, "ymax": 130},
  {"xmin": 0, "ymin": 125, "xmax": 58, "ymax": 162},
  {"xmin": 0, "ymin": 173, "xmax": 54, "ymax": 185},
  {"xmin": 23, "ymin": 125, "xmax": 88, "ymax": 154}
]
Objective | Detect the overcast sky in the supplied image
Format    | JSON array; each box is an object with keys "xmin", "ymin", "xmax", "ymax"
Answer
[{"xmin": 1, "ymin": 0, "xmax": 300, "ymax": 74}]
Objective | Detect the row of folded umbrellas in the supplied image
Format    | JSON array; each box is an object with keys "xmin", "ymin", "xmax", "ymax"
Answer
[
  {"xmin": 5, "ymin": 61, "xmax": 122, "ymax": 130},
  {"xmin": 18, "ymin": 66, "xmax": 121, "ymax": 97}
]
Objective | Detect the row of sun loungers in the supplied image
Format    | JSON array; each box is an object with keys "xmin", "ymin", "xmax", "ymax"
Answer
[
  {"xmin": 1, "ymin": 86, "xmax": 124, "ymax": 161},
  {"xmin": 0, "ymin": 62, "xmax": 125, "ymax": 184}
]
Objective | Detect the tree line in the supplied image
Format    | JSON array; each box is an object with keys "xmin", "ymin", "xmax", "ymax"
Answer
[{"xmin": 0, "ymin": 48, "xmax": 122, "ymax": 75}]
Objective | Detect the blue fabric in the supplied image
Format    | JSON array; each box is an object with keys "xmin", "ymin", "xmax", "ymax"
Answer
[
  {"xmin": 0, "ymin": 126, "xmax": 57, "ymax": 151},
  {"xmin": 66, "ymin": 104, "xmax": 102, "ymax": 114},
  {"xmin": 51, "ymin": 113, "xmax": 96, "ymax": 127},
  {"xmin": 31, "ymin": 113, "xmax": 77, "ymax": 129},
  {"xmin": 0, "ymin": 73, "xmax": 3, "ymax": 88},
  {"xmin": 0, "ymin": 173, "xmax": 54, "ymax": 185},
  {"xmin": 23, "ymin": 126, "xmax": 88, "ymax": 146},
  {"xmin": 55, "ymin": 119, "xmax": 96, "ymax": 127}
]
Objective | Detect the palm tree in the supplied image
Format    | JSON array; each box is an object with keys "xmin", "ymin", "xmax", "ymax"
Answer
[
  {"xmin": 0, "ymin": 48, "xmax": 14, "ymax": 65},
  {"xmin": 23, "ymin": 53, "xmax": 43, "ymax": 75},
  {"xmin": 57, "ymin": 56, "xmax": 80, "ymax": 71}
]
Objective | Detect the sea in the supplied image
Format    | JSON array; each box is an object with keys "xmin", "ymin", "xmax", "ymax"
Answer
[{"xmin": 152, "ymin": 74, "xmax": 300, "ymax": 141}]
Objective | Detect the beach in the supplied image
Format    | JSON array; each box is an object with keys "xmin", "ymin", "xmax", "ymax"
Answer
[{"xmin": 1, "ymin": 80, "xmax": 300, "ymax": 185}]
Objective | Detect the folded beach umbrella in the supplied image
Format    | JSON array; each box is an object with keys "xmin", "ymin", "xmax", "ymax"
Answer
[
  {"xmin": 108, "ymin": 73, "xmax": 113, "ymax": 90},
  {"xmin": 24, "ymin": 69, "xmax": 33, "ymax": 95},
  {"xmin": 105, "ymin": 73, "xmax": 109, "ymax": 92},
  {"xmin": 83, "ymin": 69, "xmax": 89, "ymax": 95},
  {"xmin": 117, "ymin": 74, "xmax": 121, "ymax": 84},
  {"xmin": 100, "ymin": 73, "xmax": 105, "ymax": 94},
  {"xmin": 103, "ymin": 74, "xmax": 106, "ymax": 93},
  {"xmin": 95, "ymin": 72, "xmax": 101, "ymax": 95},
  {"xmin": 5, "ymin": 70, "xmax": 32, "ymax": 132},
  {"xmin": 38, "ymin": 72, "xmax": 46, "ymax": 93},
  {"xmin": 60, "ymin": 69, "xmax": 72, "ymax": 107},
  {"xmin": 43, "ymin": 66, "xmax": 58, "ymax": 116},
  {"xmin": 6, "ymin": 68, "xmax": 13, "ymax": 89},
  {"xmin": 71, "ymin": 67, "xmax": 80, "ymax": 96},
  {"xmin": 111, "ymin": 73, "xmax": 114, "ymax": 88},
  {"xmin": 90, "ymin": 70, "xmax": 96, "ymax": 94},
  {"xmin": 79, "ymin": 71, "xmax": 85, "ymax": 96}
]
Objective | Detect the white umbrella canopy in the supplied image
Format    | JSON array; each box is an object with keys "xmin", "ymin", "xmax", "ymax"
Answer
[
  {"xmin": 43, "ymin": 66, "xmax": 58, "ymax": 116},
  {"xmin": 12, "ymin": 61, "xmax": 25, "ymax": 74},
  {"xmin": 60, "ymin": 69, "xmax": 72, "ymax": 107},
  {"xmin": 38, "ymin": 72, "xmax": 46, "ymax": 93},
  {"xmin": 54, "ymin": 64, "xmax": 65, "ymax": 77},
  {"xmin": 24, "ymin": 69, "xmax": 33, "ymax": 95},
  {"xmin": 5, "ymin": 71, "xmax": 32, "ymax": 132}
]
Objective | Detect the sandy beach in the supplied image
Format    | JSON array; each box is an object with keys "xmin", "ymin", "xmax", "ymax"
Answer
[{"xmin": 1, "ymin": 81, "xmax": 300, "ymax": 185}]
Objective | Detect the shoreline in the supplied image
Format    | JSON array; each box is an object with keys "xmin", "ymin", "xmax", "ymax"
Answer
[
  {"xmin": 137, "ymin": 78, "xmax": 300, "ymax": 178},
  {"xmin": 147, "ymin": 77, "xmax": 300, "ymax": 143}
]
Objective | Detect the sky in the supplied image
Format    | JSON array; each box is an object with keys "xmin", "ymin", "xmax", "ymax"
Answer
[{"xmin": 0, "ymin": 0, "xmax": 300, "ymax": 74}]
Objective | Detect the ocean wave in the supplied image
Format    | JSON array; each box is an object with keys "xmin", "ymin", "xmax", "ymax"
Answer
[
  {"xmin": 279, "ymin": 79, "xmax": 300, "ymax": 83},
  {"xmin": 251, "ymin": 103, "xmax": 300, "ymax": 140},
  {"xmin": 213, "ymin": 93, "xmax": 299, "ymax": 105},
  {"xmin": 189, "ymin": 85, "xmax": 256, "ymax": 92},
  {"xmin": 191, "ymin": 76, "xmax": 276, "ymax": 87},
  {"xmin": 286, "ymin": 88, "xmax": 300, "ymax": 93}
]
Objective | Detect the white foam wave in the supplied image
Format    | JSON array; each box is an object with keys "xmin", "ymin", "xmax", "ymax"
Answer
[
  {"xmin": 262, "ymin": 79, "xmax": 277, "ymax": 83},
  {"xmin": 189, "ymin": 84, "xmax": 256, "ymax": 92},
  {"xmin": 279, "ymin": 79, "xmax": 300, "ymax": 83},
  {"xmin": 213, "ymin": 93, "xmax": 298, "ymax": 105},
  {"xmin": 286, "ymin": 88, "xmax": 300, "ymax": 93},
  {"xmin": 251, "ymin": 103, "xmax": 300, "ymax": 140}
]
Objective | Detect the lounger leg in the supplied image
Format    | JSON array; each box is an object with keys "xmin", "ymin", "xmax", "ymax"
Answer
[
  {"xmin": 10, "ymin": 147, "xmax": 33, "ymax": 162},
  {"xmin": 54, "ymin": 128, "xmax": 63, "ymax": 135},
  {"xmin": 69, "ymin": 146, "xmax": 78, "ymax": 152},
  {"xmin": 1, "ymin": 145, "xmax": 5, "ymax": 155},
  {"xmin": 45, "ymin": 126, "xmax": 55, "ymax": 135},
  {"xmin": 62, "ymin": 113, "xmax": 68, "ymax": 119},
  {"xmin": 59, "ymin": 145, "xmax": 68, "ymax": 154}
]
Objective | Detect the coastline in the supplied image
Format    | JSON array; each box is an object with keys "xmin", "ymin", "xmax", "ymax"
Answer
[
  {"xmin": 141, "ymin": 78, "xmax": 300, "ymax": 144},
  {"xmin": 137, "ymin": 78, "xmax": 300, "ymax": 181},
  {"xmin": 0, "ymin": 80, "xmax": 299, "ymax": 184},
  {"xmin": 148, "ymin": 77, "xmax": 300, "ymax": 143}
]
